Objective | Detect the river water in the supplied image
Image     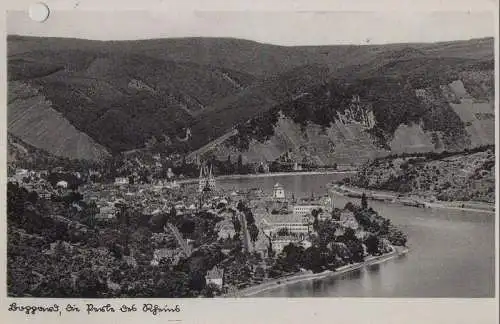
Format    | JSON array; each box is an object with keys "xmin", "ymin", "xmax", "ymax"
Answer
[{"xmin": 217, "ymin": 173, "xmax": 496, "ymax": 297}]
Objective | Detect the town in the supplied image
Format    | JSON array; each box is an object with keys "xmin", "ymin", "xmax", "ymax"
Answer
[{"xmin": 7, "ymin": 157, "xmax": 407, "ymax": 298}]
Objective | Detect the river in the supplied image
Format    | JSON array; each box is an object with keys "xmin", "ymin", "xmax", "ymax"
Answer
[{"xmin": 216, "ymin": 173, "xmax": 495, "ymax": 298}]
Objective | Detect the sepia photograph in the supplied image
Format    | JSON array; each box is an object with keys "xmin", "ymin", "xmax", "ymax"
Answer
[{"xmin": 4, "ymin": 6, "xmax": 496, "ymax": 302}]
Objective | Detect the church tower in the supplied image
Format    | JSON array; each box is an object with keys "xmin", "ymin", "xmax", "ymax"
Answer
[{"xmin": 198, "ymin": 163, "xmax": 217, "ymax": 193}]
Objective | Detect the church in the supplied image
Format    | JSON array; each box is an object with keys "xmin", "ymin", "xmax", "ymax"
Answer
[
  {"xmin": 198, "ymin": 163, "xmax": 216, "ymax": 193},
  {"xmin": 272, "ymin": 183, "xmax": 286, "ymax": 200}
]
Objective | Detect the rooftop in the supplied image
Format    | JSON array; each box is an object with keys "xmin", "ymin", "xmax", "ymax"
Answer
[{"xmin": 206, "ymin": 266, "xmax": 224, "ymax": 279}]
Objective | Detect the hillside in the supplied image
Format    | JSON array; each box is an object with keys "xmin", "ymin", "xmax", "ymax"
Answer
[
  {"xmin": 8, "ymin": 36, "xmax": 493, "ymax": 78},
  {"xmin": 195, "ymin": 62, "xmax": 494, "ymax": 165},
  {"xmin": 7, "ymin": 134, "xmax": 101, "ymax": 172},
  {"xmin": 344, "ymin": 147, "xmax": 495, "ymax": 203},
  {"xmin": 188, "ymin": 64, "xmax": 331, "ymax": 146},
  {"xmin": 8, "ymin": 48, "xmax": 258, "ymax": 154},
  {"xmin": 8, "ymin": 81, "xmax": 111, "ymax": 161},
  {"xmin": 7, "ymin": 36, "xmax": 494, "ymax": 163}
]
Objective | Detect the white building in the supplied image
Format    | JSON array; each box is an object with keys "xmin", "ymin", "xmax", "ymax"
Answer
[
  {"xmin": 293, "ymin": 205, "xmax": 321, "ymax": 217},
  {"xmin": 56, "ymin": 180, "xmax": 68, "ymax": 189},
  {"xmin": 317, "ymin": 211, "xmax": 331, "ymax": 222},
  {"xmin": 271, "ymin": 222, "xmax": 310, "ymax": 234},
  {"xmin": 205, "ymin": 266, "xmax": 224, "ymax": 289},
  {"xmin": 114, "ymin": 177, "xmax": 129, "ymax": 185},
  {"xmin": 272, "ymin": 183, "xmax": 286, "ymax": 200}
]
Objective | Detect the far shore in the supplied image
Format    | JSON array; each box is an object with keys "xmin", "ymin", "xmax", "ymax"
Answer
[
  {"xmin": 223, "ymin": 246, "xmax": 408, "ymax": 298},
  {"xmin": 177, "ymin": 170, "xmax": 355, "ymax": 185},
  {"xmin": 330, "ymin": 184, "xmax": 495, "ymax": 214}
]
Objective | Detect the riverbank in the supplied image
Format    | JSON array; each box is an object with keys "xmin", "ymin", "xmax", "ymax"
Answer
[
  {"xmin": 224, "ymin": 246, "xmax": 408, "ymax": 298},
  {"xmin": 330, "ymin": 184, "xmax": 495, "ymax": 214},
  {"xmin": 178, "ymin": 170, "xmax": 356, "ymax": 185}
]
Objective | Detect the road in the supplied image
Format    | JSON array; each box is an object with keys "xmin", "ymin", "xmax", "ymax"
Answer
[{"xmin": 166, "ymin": 223, "xmax": 192, "ymax": 256}]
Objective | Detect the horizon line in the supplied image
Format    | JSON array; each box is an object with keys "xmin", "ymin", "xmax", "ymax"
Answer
[{"xmin": 6, "ymin": 33, "xmax": 495, "ymax": 47}]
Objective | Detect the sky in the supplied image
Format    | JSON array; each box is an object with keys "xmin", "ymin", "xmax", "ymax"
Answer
[{"xmin": 7, "ymin": 9, "xmax": 496, "ymax": 46}]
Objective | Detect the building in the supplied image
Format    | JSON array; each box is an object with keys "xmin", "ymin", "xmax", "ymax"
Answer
[
  {"xmin": 114, "ymin": 177, "xmax": 129, "ymax": 185},
  {"xmin": 198, "ymin": 164, "xmax": 216, "ymax": 193},
  {"xmin": 317, "ymin": 210, "xmax": 331, "ymax": 222},
  {"xmin": 272, "ymin": 183, "xmax": 286, "ymax": 200},
  {"xmin": 320, "ymin": 195, "xmax": 335, "ymax": 211},
  {"xmin": 293, "ymin": 162, "xmax": 303, "ymax": 171},
  {"xmin": 205, "ymin": 266, "xmax": 224, "ymax": 289},
  {"xmin": 271, "ymin": 237, "xmax": 312, "ymax": 254},
  {"xmin": 215, "ymin": 220, "xmax": 236, "ymax": 240},
  {"xmin": 150, "ymin": 248, "xmax": 179, "ymax": 266},
  {"xmin": 292, "ymin": 205, "xmax": 321, "ymax": 217},
  {"xmin": 270, "ymin": 222, "xmax": 310, "ymax": 234},
  {"xmin": 262, "ymin": 216, "xmax": 311, "ymax": 236},
  {"xmin": 258, "ymin": 161, "xmax": 270, "ymax": 173},
  {"xmin": 56, "ymin": 180, "xmax": 68, "ymax": 189},
  {"xmin": 339, "ymin": 210, "xmax": 359, "ymax": 230},
  {"xmin": 96, "ymin": 205, "xmax": 117, "ymax": 220}
]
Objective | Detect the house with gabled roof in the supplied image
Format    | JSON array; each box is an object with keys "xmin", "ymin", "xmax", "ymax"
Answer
[{"xmin": 205, "ymin": 266, "xmax": 224, "ymax": 289}]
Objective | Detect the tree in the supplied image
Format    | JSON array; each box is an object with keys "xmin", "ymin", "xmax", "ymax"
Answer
[
  {"xmin": 76, "ymin": 268, "xmax": 106, "ymax": 297},
  {"xmin": 27, "ymin": 191, "xmax": 39, "ymax": 204},
  {"xmin": 180, "ymin": 219, "xmax": 196, "ymax": 235},
  {"xmin": 169, "ymin": 205, "xmax": 177, "ymax": 220},
  {"xmin": 343, "ymin": 228, "xmax": 357, "ymax": 242},
  {"xmin": 301, "ymin": 246, "xmax": 324, "ymax": 273},
  {"xmin": 63, "ymin": 191, "xmax": 83, "ymax": 206},
  {"xmin": 346, "ymin": 240, "xmax": 364, "ymax": 263},
  {"xmin": 82, "ymin": 201, "xmax": 99, "ymax": 228},
  {"xmin": 237, "ymin": 155, "xmax": 243, "ymax": 174},
  {"xmin": 232, "ymin": 216, "xmax": 241, "ymax": 235},
  {"xmin": 311, "ymin": 209, "xmax": 320, "ymax": 231},
  {"xmin": 344, "ymin": 202, "xmax": 356, "ymax": 212},
  {"xmin": 282, "ymin": 243, "xmax": 304, "ymax": 270},
  {"xmin": 361, "ymin": 192, "xmax": 368, "ymax": 210},
  {"xmin": 248, "ymin": 224, "xmax": 259, "ymax": 242},
  {"xmin": 237, "ymin": 200, "xmax": 245, "ymax": 212},
  {"xmin": 267, "ymin": 241, "xmax": 275, "ymax": 258},
  {"xmin": 244, "ymin": 210, "xmax": 255, "ymax": 225},
  {"xmin": 203, "ymin": 283, "xmax": 221, "ymax": 298},
  {"xmin": 365, "ymin": 235, "xmax": 380, "ymax": 255}
]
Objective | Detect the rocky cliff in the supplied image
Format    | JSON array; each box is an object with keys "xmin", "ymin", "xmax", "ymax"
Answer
[{"xmin": 193, "ymin": 72, "xmax": 494, "ymax": 166}]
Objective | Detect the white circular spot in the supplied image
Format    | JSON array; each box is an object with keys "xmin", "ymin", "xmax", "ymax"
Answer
[{"xmin": 29, "ymin": 2, "xmax": 50, "ymax": 23}]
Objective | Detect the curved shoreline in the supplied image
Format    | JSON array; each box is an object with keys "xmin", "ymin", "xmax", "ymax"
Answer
[
  {"xmin": 224, "ymin": 246, "xmax": 408, "ymax": 298},
  {"xmin": 330, "ymin": 185, "xmax": 495, "ymax": 214}
]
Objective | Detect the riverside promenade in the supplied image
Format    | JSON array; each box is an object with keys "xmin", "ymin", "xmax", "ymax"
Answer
[{"xmin": 223, "ymin": 246, "xmax": 408, "ymax": 298}]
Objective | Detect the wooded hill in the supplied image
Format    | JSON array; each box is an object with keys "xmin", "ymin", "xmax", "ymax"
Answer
[{"xmin": 7, "ymin": 35, "xmax": 494, "ymax": 164}]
